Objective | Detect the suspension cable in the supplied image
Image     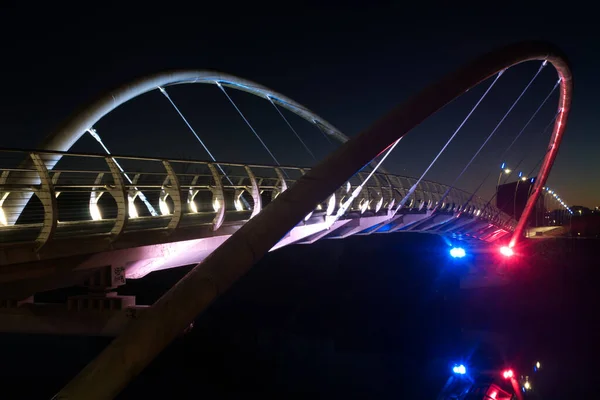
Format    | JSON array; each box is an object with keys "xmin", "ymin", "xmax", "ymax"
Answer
[
  {"xmin": 391, "ymin": 70, "xmax": 505, "ymax": 215},
  {"xmin": 267, "ymin": 97, "xmax": 316, "ymax": 161},
  {"xmin": 158, "ymin": 86, "xmax": 234, "ymax": 186},
  {"xmin": 455, "ymin": 78, "xmax": 559, "ymax": 212},
  {"xmin": 217, "ymin": 82, "xmax": 283, "ymax": 170},
  {"xmin": 315, "ymin": 122, "xmax": 334, "ymax": 146},
  {"xmin": 502, "ymin": 78, "xmax": 560, "ymax": 157},
  {"xmin": 501, "ymin": 112, "xmax": 558, "ymax": 185},
  {"xmin": 87, "ymin": 128, "xmax": 158, "ymax": 216},
  {"xmin": 328, "ymin": 138, "xmax": 403, "ymax": 225},
  {"xmin": 485, "ymin": 113, "xmax": 558, "ymax": 218},
  {"xmin": 434, "ymin": 61, "xmax": 547, "ymax": 212}
]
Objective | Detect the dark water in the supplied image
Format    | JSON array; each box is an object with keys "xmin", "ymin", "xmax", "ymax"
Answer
[{"xmin": 1, "ymin": 234, "xmax": 597, "ymax": 399}]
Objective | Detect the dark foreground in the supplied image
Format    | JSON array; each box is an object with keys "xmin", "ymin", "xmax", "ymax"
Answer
[{"xmin": 1, "ymin": 234, "xmax": 598, "ymax": 399}]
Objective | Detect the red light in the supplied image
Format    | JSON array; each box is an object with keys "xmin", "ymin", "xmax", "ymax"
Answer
[
  {"xmin": 499, "ymin": 246, "xmax": 514, "ymax": 257},
  {"xmin": 502, "ymin": 369, "xmax": 514, "ymax": 379}
]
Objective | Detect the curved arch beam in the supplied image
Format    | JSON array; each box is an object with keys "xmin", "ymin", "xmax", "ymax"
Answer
[
  {"xmin": 55, "ymin": 42, "xmax": 572, "ymax": 399},
  {"xmin": 39, "ymin": 70, "xmax": 348, "ymax": 154},
  {"xmin": 6, "ymin": 71, "xmax": 349, "ymax": 227}
]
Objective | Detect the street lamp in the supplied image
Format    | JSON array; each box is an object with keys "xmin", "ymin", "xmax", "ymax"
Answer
[
  {"xmin": 497, "ymin": 163, "xmax": 512, "ymax": 189},
  {"xmin": 513, "ymin": 172, "xmax": 527, "ymax": 219}
]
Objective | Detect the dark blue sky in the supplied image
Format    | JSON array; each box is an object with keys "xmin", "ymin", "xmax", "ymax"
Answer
[{"xmin": 1, "ymin": 4, "xmax": 598, "ymax": 207}]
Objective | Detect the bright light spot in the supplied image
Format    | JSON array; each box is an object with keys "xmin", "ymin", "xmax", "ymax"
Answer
[
  {"xmin": 502, "ymin": 369, "xmax": 514, "ymax": 379},
  {"xmin": 159, "ymin": 198, "xmax": 170, "ymax": 215},
  {"xmin": 450, "ymin": 247, "xmax": 466, "ymax": 258},
  {"xmin": 326, "ymin": 194, "xmax": 336, "ymax": 216},
  {"xmin": 501, "ymin": 162, "xmax": 506, "ymax": 169},
  {"xmin": 212, "ymin": 198, "xmax": 221, "ymax": 213},
  {"xmin": 489, "ymin": 391, "xmax": 498, "ymax": 399},
  {"xmin": 234, "ymin": 197, "xmax": 244, "ymax": 211},
  {"xmin": 536, "ymin": 361, "xmax": 541, "ymax": 369},
  {"xmin": 500, "ymin": 246, "xmax": 514, "ymax": 257},
  {"xmin": 504, "ymin": 168, "xmax": 511, "ymax": 174},
  {"xmin": 0, "ymin": 208, "xmax": 6, "ymax": 226},
  {"xmin": 128, "ymin": 201, "xmax": 139, "ymax": 219},
  {"xmin": 375, "ymin": 196, "xmax": 384, "ymax": 213},
  {"xmin": 90, "ymin": 203, "xmax": 102, "ymax": 221},
  {"xmin": 452, "ymin": 364, "xmax": 467, "ymax": 374},
  {"xmin": 524, "ymin": 381, "xmax": 531, "ymax": 390},
  {"xmin": 189, "ymin": 201, "xmax": 198, "ymax": 213},
  {"xmin": 521, "ymin": 177, "xmax": 527, "ymax": 181}
]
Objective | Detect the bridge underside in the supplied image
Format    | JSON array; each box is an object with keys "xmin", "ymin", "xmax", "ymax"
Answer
[{"xmin": 0, "ymin": 209, "xmax": 509, "ymax": 298}]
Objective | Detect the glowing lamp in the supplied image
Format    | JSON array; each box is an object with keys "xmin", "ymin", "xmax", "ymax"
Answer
[
  {"xmin": 452, "ymin": 364, "xmax": 467, "ymax": 375},
  {"xmin": 450, "ymin": 247, "xmax": 466, "ymax": 258},
  {"xmin": 499, "ymin": 246, "xmax": 514, "ymax": 257},
  {"xmin": 502, "ymin": 369, "xmax": 514, "ymax": 379}
]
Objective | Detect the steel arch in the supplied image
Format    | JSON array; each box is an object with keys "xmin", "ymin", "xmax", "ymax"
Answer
[
  {"xmin": 6, "ymin": 71, "xmax": 349, "ymax": 226},
  {"xmin": 55, "ymin": 41, "xmax": 572, "ymax": 399},
  {"xmin": 39, "ymin": 70, "xmax": 348, "ymax": 154}
]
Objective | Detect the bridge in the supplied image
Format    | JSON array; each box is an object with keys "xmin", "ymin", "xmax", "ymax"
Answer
[{"xmin": 0, "ymin": 41, "xmax": 572, "ymax": 399}]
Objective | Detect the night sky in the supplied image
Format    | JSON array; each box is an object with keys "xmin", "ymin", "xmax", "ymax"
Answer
[{"xmin": 1, "ymin": 4, "xmax": 598, "ymax": 207}]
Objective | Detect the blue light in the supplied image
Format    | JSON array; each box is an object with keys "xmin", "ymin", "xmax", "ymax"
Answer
[
  {"xmin": 453, "ymin": 364, "xmax": 467, "ymax": 374},
  {"xmin": 450, "ymin": 247, "xmax": 466, "ymax": 258},
  {"xmin": 501, "ymin": 162, "xmax": 506, "ymax": 169},
  {"xmin": 518, "ymin": 171, "xmax": 523, "ymax": 178}
]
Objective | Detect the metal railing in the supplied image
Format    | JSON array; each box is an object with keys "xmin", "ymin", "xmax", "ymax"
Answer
[{"xmin": 0, "ymin": 148, "xmax": 516, "ymax": 249}]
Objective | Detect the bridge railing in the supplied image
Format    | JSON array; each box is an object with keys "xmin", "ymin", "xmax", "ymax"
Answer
[{"xmin": 0, "ymin": 148, "xmax": 515, "ymax": 248}]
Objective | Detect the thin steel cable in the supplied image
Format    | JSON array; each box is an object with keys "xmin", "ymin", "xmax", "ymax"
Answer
[
  {"xmin": 315, "ymin": 122, "xmax": 334, "ymax": 146},
  {"xmin": 268, "ymin": 97, "xmax": 316, "ymax": 161},
  {"xmin": 435, "ymin": 61, "xmax": 547, "ymax": 212},
  {"xmin": 87, "ymin": 128, "xmax": 158, "ymax": 216},
  {"xmin": 158, "ymin": 86, "xmax": 234, "ymax": 186},
  {"xmin": 502, "ymin": 78, "xmax": 560, "ymax": 157},
  {"xmin": 393, "ymin": 70, "xmax": 505, "ymax": 215},
  {"xmin": 487, "ymin": 114, "xmax": 558, "ymax": 218},
  {"xmin": 458, "ymin": 80, "xmax": 559, "ymax": 212},
  {"xmin": 501, "ymin": 112, "xmax": 558, "ymax": 184},
  {"xmin": 217, "ymin": 83, "xmax": 283, "ymax": 168},
  {"xmin": 331, "ymin": 138, "xmax": 403, "ymax": 222}
]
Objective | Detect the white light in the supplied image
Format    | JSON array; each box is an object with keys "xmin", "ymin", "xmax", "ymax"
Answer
[
  {"xmin": 212, "ymin": 198, "xmax": 221, "ymax": 213},
  {"xmin": 189, "ymin": 201, "xmax": 198, "ymax": 213},
  {"xmin": 375, "ymin": 196, "xmax": 384, "ymax": 213},
  {"xmin": 452, "ymin": 364, "xmax": 467, "ymax": 374},
  {"xmin": 0, "ymin": 208, "xmax": 6, "ymax": 226},
  {"xmin": 90, "ymin": 203, "xmax": 102, "ymax": 221},
  {"xmin": 536, "ymin": 361, "xmax": 541, "ymax": 369},
  {"xmin": 326, "ymin": 194, "xmax": 336, "ymax": 216},
  {"xmin": 234, "ymin": 196, "xmax": 244, "ymax": 211},
  {"xmin": 159, "ymin": 198, "xmax": 170, "ymax": 215},
  {"xmin": 504, "ymin": 168, "xmax": 511, "ymax": 174},
  {"xmin": 450, "ymin": 247, "xmax": 466, "ymax": 258},
  {"xmin": 524, "ymin": 381, "xmax": 531, "ymax": 390},
  {"xmin": 128, "ymin": 197, "xmax": 139, "ymax": 218},
  {"xmin": 500, "ymin": 246, "xmax": 514, "ymax": 257}
]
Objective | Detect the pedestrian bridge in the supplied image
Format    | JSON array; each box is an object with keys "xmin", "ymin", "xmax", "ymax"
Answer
[{"xmin": 0, "ymin": 147, "xmax": 514, "ymax": 298}]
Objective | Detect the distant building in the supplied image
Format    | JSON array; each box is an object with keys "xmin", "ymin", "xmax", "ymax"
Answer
[{"xmin": 571, "ymin": 205, "xmax": 592, "ymax": 216}]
